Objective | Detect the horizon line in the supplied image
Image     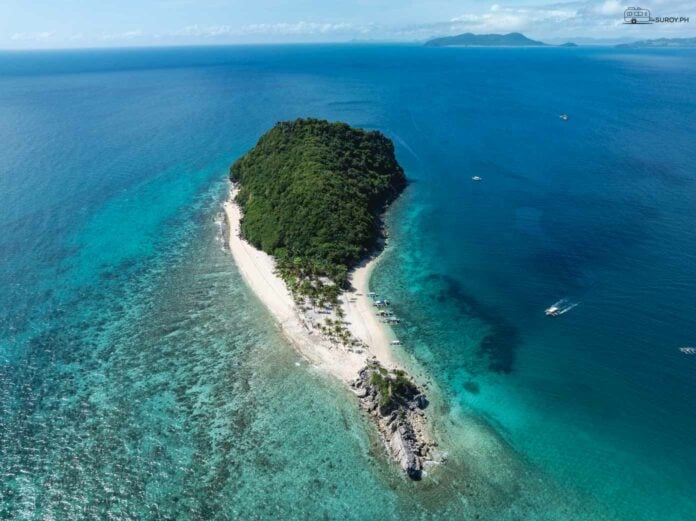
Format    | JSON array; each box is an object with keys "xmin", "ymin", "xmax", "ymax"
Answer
[{"xmin": 0, "ymin": 37, "xmax": 650, "ymax": 53}]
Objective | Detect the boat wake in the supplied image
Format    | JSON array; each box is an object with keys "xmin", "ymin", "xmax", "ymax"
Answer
[{"xmin": 545, "ymin": 299, "xmax": 579, "ymax": 317}]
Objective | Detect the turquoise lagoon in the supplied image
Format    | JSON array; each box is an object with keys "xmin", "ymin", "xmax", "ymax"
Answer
[{"xmin": 1, "ymin": 45, "xmax": 695, "ymax": 520}]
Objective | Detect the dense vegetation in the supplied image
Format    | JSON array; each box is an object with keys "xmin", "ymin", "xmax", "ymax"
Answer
[
  {"xmin": 230, "ymin": 118, "xmax": 406, "ymax": 300},
  {"xmin": 367, "ymin": 363, "xmax": 419, "ymax": 414}
]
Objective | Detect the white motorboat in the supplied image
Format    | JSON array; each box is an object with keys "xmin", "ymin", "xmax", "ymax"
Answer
[{"xmin": 545, "ymin": 305, "xmax": 561, "ymax": 317}]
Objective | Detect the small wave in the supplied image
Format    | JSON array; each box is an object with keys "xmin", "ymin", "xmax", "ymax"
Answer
[{"xmin": 214, "ymin": 211, "xmax": 227, "ymax": 250}]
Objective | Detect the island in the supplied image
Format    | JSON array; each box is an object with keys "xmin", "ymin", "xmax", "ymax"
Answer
[
  {"xmin": 616, "ymin": 37, "xmax": 696, "ymax": 48},
  {"xmin": 425, "ymin": 32, "xmax": 546, "ymax": 47},
  {"xmin": 225, "ymin": 118, "xmax": 438, "ymax": 479}
]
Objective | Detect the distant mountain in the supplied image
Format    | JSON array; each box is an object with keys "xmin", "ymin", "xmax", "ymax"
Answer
[
  {"xmin": 559, "ymin": 42, "xmax": 578, "ymax": 47},
  {"xmin": 424, "ymin": 32, "xmax": 546, "ymax": 47},
  {"xmin": 616, "ymin": 37, "xmax": 696, "ymax": 48}
]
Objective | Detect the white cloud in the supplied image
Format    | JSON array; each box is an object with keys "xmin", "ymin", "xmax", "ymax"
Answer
[
  {"xmin": 451, "ymin": 3, "xmax": 578, "ymax": 29},
  {"xmin": 6, "ymin": 0, "xmax": 693, "ymax": 48},
  {"xmin": 162, "ymin": 21, "xmax": 358, "ymax": 40},
  {"xmin": 418, "ymin": 0, "xmax": 696, "ymax": 40},
  {"xmin": 449, "ymin": 4, "xmax": 579, "ymax": 33},
  {"xmin": 175, "ymin": 24, "xmax": 233, "ymax": 37},
  {"xmin": 239, "ymin": 21, "xmax": 354, "ymax": 35},
  {"xmin": 101, "ymin": 30, "xmax": 144, "ymax": 41},
  {"xmin": 595, "ymin": 0, "xmax": 625, "ymax": 15},
  {"xmin": 10, "ymin": 31, "xmax": 53, "ymax": 41}
]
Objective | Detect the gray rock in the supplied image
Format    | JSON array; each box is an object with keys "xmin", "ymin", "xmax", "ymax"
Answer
[
  {"xmin": 353, "ymin": 361, "xmax": 432, "ymax": 480},
  {"xmin": 389, "ymin": 426, "xmax": 422, "ymax": 480},
  {"xmin": 414, "ymin": 394, "xmax": 429, "ymax": 409}
]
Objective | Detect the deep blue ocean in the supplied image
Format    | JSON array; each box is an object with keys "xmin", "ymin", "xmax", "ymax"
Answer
[{"xmin": 1, "ymin": 44, "xmax": 695, "ymax": 520}]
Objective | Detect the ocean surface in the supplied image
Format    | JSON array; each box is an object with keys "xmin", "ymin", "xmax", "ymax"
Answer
[{"xmin": 1, "ymin": 44, "xmax": 695, "ymax": 520}]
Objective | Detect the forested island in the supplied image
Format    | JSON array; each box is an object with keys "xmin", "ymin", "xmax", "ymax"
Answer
[
  {"xmin": 231, "ymin": 118, "xmax": 406, "ymax": 303},
  {"xmin": 226, "ymin": 119, "xmax": 436, "ymax": 479}
]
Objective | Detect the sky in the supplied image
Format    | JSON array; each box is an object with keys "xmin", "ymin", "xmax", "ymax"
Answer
[{"xmin": 1, "ymin": 0, "xmax": 694, "ymax": 49}]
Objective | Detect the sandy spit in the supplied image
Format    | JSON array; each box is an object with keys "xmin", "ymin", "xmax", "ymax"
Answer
[{"xmin": 224, "ymin": 187, "xmax": 401, "ymax": 383}]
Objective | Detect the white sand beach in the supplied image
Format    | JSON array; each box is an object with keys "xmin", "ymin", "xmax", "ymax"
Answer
[
  {"xmin": 224, "ymin": 187, "xmax": 401, "ymax": 383},
  {"xmin": 342, "ymin": 259, "xmax": 400, "ymax": 370}
]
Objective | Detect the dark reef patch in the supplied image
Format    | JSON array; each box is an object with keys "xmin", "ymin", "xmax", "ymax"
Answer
[
  {"xmin": 463, "ymin": 380, "xmax": 480, "ymax": 394},
  {"xmin": 420, "ymin": 273, "xmax": 519, "ymax": 374}
]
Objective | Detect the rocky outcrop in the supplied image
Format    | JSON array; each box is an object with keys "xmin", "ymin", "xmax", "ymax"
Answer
[{"xmin": 352, "ymin": 361, "xmax": 436, "ymax": 480}]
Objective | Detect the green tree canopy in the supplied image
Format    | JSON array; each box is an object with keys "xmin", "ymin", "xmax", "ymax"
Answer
[{"xmin": 230, "ymin": 118, "xmax": 406, "ymax": 287}]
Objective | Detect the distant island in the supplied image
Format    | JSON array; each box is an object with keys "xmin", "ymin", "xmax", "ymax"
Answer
[
  {"xmin": 425, "ymin": 32, "xmax": 546, "ymax": 47},
  {"xmin": 226, "ymin": 119, "xmax": 438, "ymax": 479},
  {"xmin": 616, "ymin": 37, "xmax": 696, "ymax": 48}
]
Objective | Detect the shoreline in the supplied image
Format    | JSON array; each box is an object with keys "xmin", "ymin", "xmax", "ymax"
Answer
[
  {"xmin": 224, "ymin": 187, "xmax": 365, "ymax": 382},
  {"xmin": 224, "ymin": 185, "xmax": 438, "ymax": 477},
  {"xmin": 342, "ymin": 249, "xmax": 402, "ymax": 371},
  {"xmin": 224, "ymin": 186, "xmax": 403, "ymax": 383}
]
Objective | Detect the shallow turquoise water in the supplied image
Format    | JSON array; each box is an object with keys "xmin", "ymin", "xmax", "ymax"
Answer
[{"xmin": 1, "ymin": 45, "xmax": 695, "ymax": 519}]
